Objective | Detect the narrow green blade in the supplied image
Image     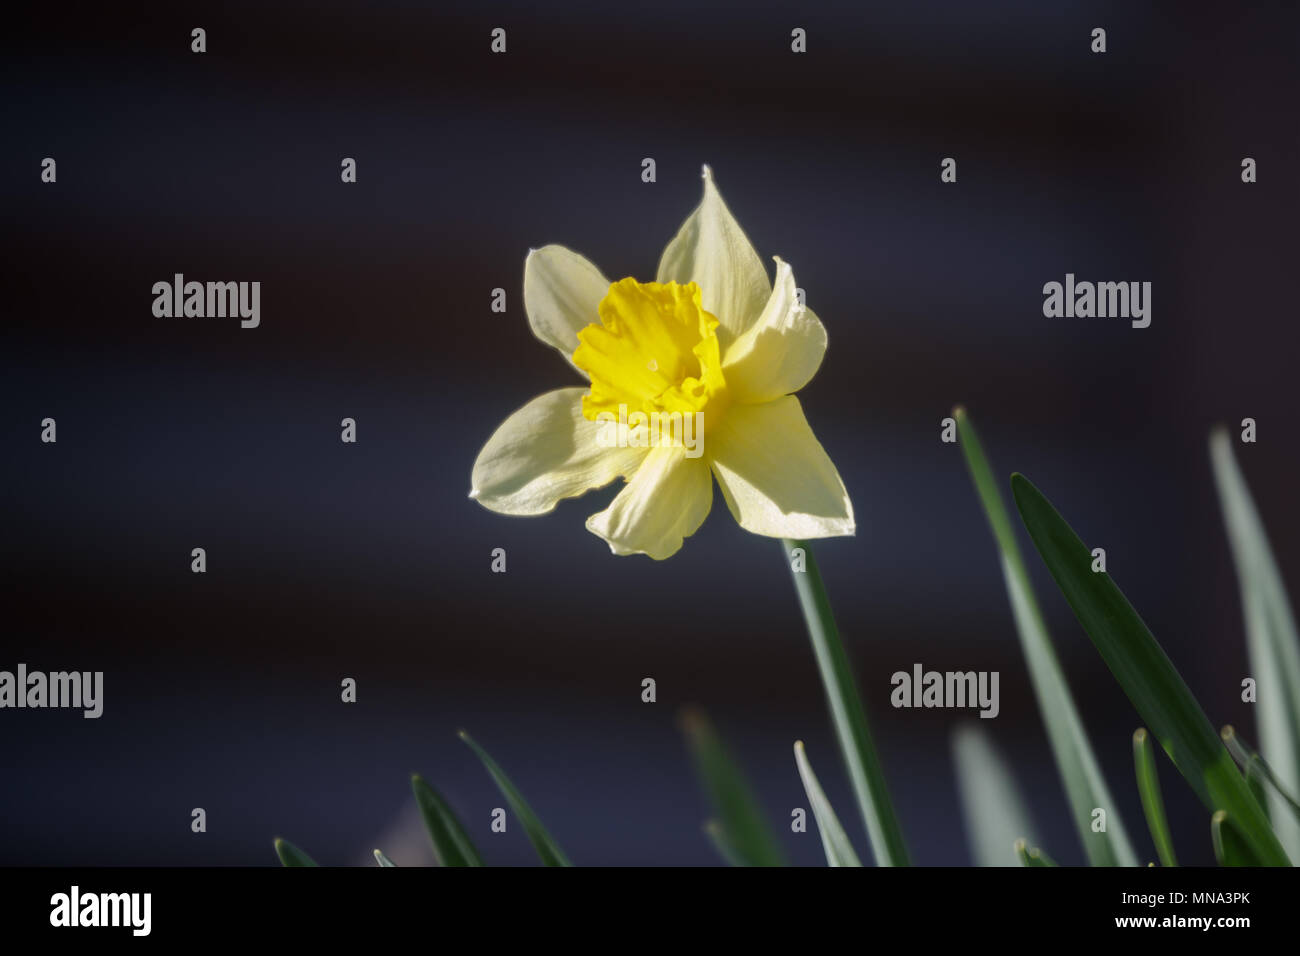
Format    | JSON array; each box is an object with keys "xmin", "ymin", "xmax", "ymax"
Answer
[
  {"xmin": 1211, "ymin": 810, "xmax": 1261, "ymax": 866},
  {"xmin": 411, "ymin": 774, "xmax": 486, "ymax": 867},
  {"xmin": 702, "ymin": 820, "xmax": 745, "ymax": 867},
  {"xmin": 955, "ymin": 408, "xmax": 1136, "ymax": 866},
  {"xmin": 1132, "ymin": 728, "xmax": 1178, "ymax": 866},
  {"xmin": 782, "ymin": 539, "xmax": 910, "ymax": 866},
  {"xmin": 372, "ymin": 849, "xmax": 397, "ymax": 867},
  {"xmin": 1210, "ymin": 429, "xmax": 1300, "ymax": 860},
  {"xmin": 458, "ymin": 730, "xmax": 572, "ymax": 867},
  {"xmin": 1222, "ymin": 726, "xmax": 1300, "ymax": 823},
  {"xmin": 681, "ymin": 708, "xmax": 786, "ymax": 867},
  {"xmin": 1245, "ymin": 759, "xmax": 1272, "ymax": 823},
  {"xmin": 273, "ymin": 837, "xmax": 319, "ymax": 867},
  {"xmin": 793, "ymin": 741, "xmax": 863, "ymax": 867},
  {"xmin": 951, "ymin": 723, "xmax": 1038, "ymax": 866},
  {"xmin": 1011, "ymin": 473, "xmax": 1290, "ymax": 866},
  {"xmin": 1014, "ymin": 839, "xmax": 1058, "ymax": 867}
]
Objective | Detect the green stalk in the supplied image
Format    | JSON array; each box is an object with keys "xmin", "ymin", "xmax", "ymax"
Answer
[
  {"xmin": 1209, "ymin": 429, "xmax": 1300, "ymax": 860},
  {"xmin": 459, "ymin": 730, "xmax": 572, "ymax": 867},
  {"xmin": 952, "ymin": 724, "xmax": 1038, "ymax": 866},
  {"xmin": 273, "ymin": 837, "xmax": 319, "ymax": 867},
  {"xmin": 1222, "ymin": 725, "xmax": 1300, "ymax": 822},
  {"xmin": 956, "ymin": 408, "xmax": 1138, "ymax": 868},
  {"xmin": 1211, "ymin": 811, "xmax": 1259, "ymax": 866},
  {"xmin": 681, "ymin": 708, "xmax": 787, "ymax": 867},
  {"xmin": 411, "ymin": 773, "xmax": 485, "ymax": 867},
  {"xmin": 1132, "ymin": 729, "xmax": 1178, "ymax": 866},
  {"xmin": 955, "ymin": 408, "xmax": 1136, "ymax": 866},
  {"xmin": 1245, "ymin": 759, "xmax": 1272, "ymax": 823},
  {"xmin": 782, "ymin": 539, "xmax": 909, "ymax": 866},
  {"xmin": 1011, "ymin": 474, "xmax": 1290, "ymax": 866},
  {"xmin": 1014, "ymin": 839, "xmax": 1058, "ymax": 867},
  {"xmin": 794, "ymin": 741, "xmax": 864, "ymax": 867},
  {"xmin": 702, "ymin": 820, "xmax": 745, "ymax": 867}
]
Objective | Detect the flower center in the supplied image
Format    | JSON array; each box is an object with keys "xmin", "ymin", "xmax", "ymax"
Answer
[{"xmin": 573, "ymin": 278, "xmax": 729, "ymax": 428}]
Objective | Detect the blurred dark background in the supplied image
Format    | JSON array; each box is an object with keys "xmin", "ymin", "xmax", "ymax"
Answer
[{"xmin": 3, "ymin": 1, "xmax": 1297, "ymax": 866}]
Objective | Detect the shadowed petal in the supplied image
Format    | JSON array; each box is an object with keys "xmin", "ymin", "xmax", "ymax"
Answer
[
  {"xmin": 586, "ymin": 446, "xmax": 712, "ymax": 559},
  {"xmin": 471, "ymin": 388, "xmax": 647, "ymax": 515},
  {"xmin": 524, "ymin": 246, "xmax": 611, "ymax": 376}
]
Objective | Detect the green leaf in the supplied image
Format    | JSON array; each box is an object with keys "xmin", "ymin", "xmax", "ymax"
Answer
[
  {"xmin": 702, "ymin": 820, "xmax": 745, "ymax": 867},
  {"xmin": 1014, "ymin": 839, "xmax": 1057, "ymax": 867},
  {"xmin": 1010, "ymin": 473, "xmax": 1290, "ymax": 866},
  {"xmin": 273, "ymin": 837, "xmax": 318, "ymax": 867},
  {"xmin": 782, "ymin": 539, "xmax": 910, "ymax": 866},
  {"xmin": 680, "ymin": 708, "xmax": 786, "ymax": 867},
  {"xmin": 1245, "ymin": 760, "xmax": 1272, "ymax": 823},
  {"xmin": 372, "ymin": 849, "xmax": 397, "ymax": 867},
  {"xmin": 951, "ymin": 724, "xmax": 1038, "ymax": 867},
  {"xmin": 459, "ymin": 730, "xmax": 572, "ymax": 867},
  {"xmin": 1210, "ymin": 429, "xmax": 1300, "ymax": 860},
  {"xmin": 411, "ymin": 774, "xmax": 485, "ymax": 867},
  {"xmin": 793, "ymin": 741, "xmax": 863, "ymax": 867},
  {"xmin": 1211, "ymin": 810, "xmax": 1261, "ymax": 866},
  {"xmin": 1132, "ymin": 728, "xmax": 1178, "ymax": 866},
  {"xmin": 1222, "ymin": 725, "xmax": 1300, "ymax": 824},
  {"xmin": 955, "ymin": 408, "xmax": 1137, "ymax": 867}
]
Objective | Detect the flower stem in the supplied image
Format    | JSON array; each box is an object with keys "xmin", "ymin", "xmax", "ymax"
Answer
[{"xmin": 782, "ymin": 539, "xmax": 910, "ymax": 866}]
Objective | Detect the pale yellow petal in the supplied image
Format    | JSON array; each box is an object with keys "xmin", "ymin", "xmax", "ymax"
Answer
[
  {"xmin": 524, "ymin": 246, "xmax": 610, "ymax": 376},
  {"xmin": 470, "ymin": 388, "xmax": 646, "ymax": 515},
  {"xmin": 655, "ymin": 166, "xmax": 771, "ymax": 351},
  {"xmin": 707, "ymin": 396, "xmax": 854, "ymax": 538},
  {"xmin": 586, "ymin": 446, "xmax": 712, "ymax": 559},
  {"xmin": 721, "ymin": 257, "xmax": 827, "ymax": 404}
]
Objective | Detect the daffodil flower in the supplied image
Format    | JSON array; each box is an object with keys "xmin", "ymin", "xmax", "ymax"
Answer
[{"xmin": 470, "ymin": 166, "xmax": 854, "ymax": 559}]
